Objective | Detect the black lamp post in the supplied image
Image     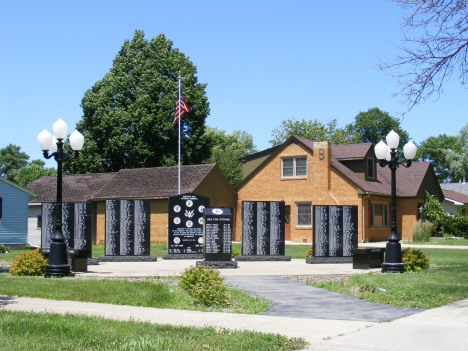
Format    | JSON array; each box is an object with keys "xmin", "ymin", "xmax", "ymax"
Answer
[
  {"xmin": 375, "ymin": 130, "xmax": 417, "ymax": 273},
  {"xmin": 37, "ymin": 119, "xmax": 84, "ymax": 277}
]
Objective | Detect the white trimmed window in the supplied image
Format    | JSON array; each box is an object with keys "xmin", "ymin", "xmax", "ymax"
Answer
[
  {"xmin": 296, "ymin": 203, "xmax": 312, "ymax": 226},
  {"xmin": 282, "ymin": 157, "xmax": 307, "ymax": 178},
  {"xmin": 371, "ymin": 203, "xmax": 389, "ymax": 227}
]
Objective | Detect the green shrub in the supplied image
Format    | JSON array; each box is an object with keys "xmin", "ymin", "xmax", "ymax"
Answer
[
  {"xmin": 9, "ymin": 249, "xmax": 48, "ymax": 276},
  {"xmin": 0, "ymin": 244, "xmax": 8, "ymax": 254},
  {"xmin": 412, "ymin": 221, "xmax": 434, "ymax": 242},
  {"xmin": 422, "ymin": 191, "xmax": 446, "ymax": 236},
  {"xmin": 231, "ymin": 248, "xmax": 240, "ymax": 258},
  {"xmin": 402, "ymin": 248, "xmax": 429, "ymax": 272},
  {"xmin": 178, "ymin": 265, "xmax": 229, "ymax": 307},
  {"xmin": 443, "ymin": 215, "xmax": 468, "ymax": 239},
  {"xmin": 305, "ymin": 246, "xmax": 313, "ymax": 257}
]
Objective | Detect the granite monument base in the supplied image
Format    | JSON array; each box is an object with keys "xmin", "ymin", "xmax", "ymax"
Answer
[
  {"xmin": 351, "ymin": 248, "xmax": 386, "ymax": 269},
  {"xmin": 99, "ymin": 256, "xmax": 157, "ymax": 262},
  {"xmin": 196, "ymin": 260, "xmax": 238, "ymax": 269},
  {"xmin": 88, "ymin": 258, "xmax": 99, "ymax": 265},
  {"xmin": 306, "ymin": 257, "xmax": 353, "ymax": 264},
  {"xmin": 235, "ymin": 255, "xmax": 291, "ymax": 261},
  {"xmin": 162, "ymin": 254, "xmax": 203, "ymax": 260}
]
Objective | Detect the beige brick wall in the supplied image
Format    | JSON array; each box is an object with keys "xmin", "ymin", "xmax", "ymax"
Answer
[{"xmin": 236, "ymin": 141, "xmax": 362, "ymax": 243}]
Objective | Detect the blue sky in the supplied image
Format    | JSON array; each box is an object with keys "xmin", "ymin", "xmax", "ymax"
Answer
[{"xmin": 1, "ymin": 0, "xmax": 467, "ymax": 168}]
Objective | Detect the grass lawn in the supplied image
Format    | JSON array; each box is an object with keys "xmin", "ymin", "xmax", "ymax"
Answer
[
  {"xmin": 407, "ymin": 238, "xmax": 468, "ymax": 246},
  {"xmin": 0, "ymin": 310, "xmax": 305, "ymax": 351},
  {"xmin": 308, "ymin": 248, "xmax": 468, "ymax": 309},
  {"xmin": 0, "ymin": 274, "xmax": 269, "ymax": 314}
]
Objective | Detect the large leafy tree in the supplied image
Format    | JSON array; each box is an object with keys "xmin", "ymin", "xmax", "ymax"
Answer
[
  {"xmin": 346, "ymin": 108, "xmax": 410, "ymax": 147},
  {"xmin": 204, "ymin": 127, "xmax": 257, "ymax": 187},
  {"xmin": 445, "ymin": 123, "xmax": 468, "ymax": 182},
  {"xmin": 416, "ymin": 134, "xmax": 460, "ymax": 182},
  {"xmin": 0, "ymin": 144, "xmax": 29, "ymax": 180},
  {"xmin": 9, "ymin": 160, "xmax": 57, "ymax": 187},
  {"xmin": 378, "ymin": 0, "xmax": 468, "ymax": 112},
  {"xmin": 270, "ymin": 118, "xmax": 351, "ymax": 146},
  {"xmin": 64, "ymin": 30, "xmax": 210, "ymax": 174}
]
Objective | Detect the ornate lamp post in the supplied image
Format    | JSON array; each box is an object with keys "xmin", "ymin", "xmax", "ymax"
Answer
[
  {"xmin": 374, "ymin": 130, "xmax": 417, "ymax": 273},
  {"xmin": 37, "ymin": 119, "xmax": 84, "ymax": 277}
]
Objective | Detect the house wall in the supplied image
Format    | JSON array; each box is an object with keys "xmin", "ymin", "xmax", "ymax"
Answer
[
  {"xmin": 27, "ymin": 205, "xmax": 42, "ymax": 245},
  {"xmin": 363, "ymin": 195, "xmax": 419, "ymax": 242},
  {"xmin": 236, "ymin": 141, "xmax": 362, "ymax": 243},
  {"xmin": 0, "ymin": 180, "xmax": 30, "ymax": 246}
]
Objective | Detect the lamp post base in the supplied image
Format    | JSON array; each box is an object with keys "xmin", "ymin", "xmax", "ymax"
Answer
[
  {"xmin": 381, "ymin": 262, "xmax": 406, "ymax": 273},
  {"xmin": 44, "ymin": 240, "xmax": 72, "ymax": 278},
  {"xmin": 44, "ymin": 264, "xmax": 72, "ymax": 278}
]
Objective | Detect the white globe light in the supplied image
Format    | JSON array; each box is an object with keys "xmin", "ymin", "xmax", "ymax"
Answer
[
  {"xmin": 53, "ymin": 118, "xmax": 68, "ymax": 139},
  {"xmin": 386, "ymin": 148, "xmax": 392, "ymax": 161},
  {"xmin": 374, "ymin": 140, "xmax": 389, "ymax": 160},
  {"xmin": 51, "ymin": 136, "xmax": 58, "ymax": 153},
  {"xmin": 37, "ymin": 129, "xmax": 53, "ymax": 151},
  {"xmin": 403, "ymin": 141, "xmax": 417, "ymax": 160},
  {"xmin": 386, "ymin": 130, "xmax": 400, "ymax": 149},
  {"xmin": 69, "ymin": 130, "xmax": 84, "ymax": 151}
]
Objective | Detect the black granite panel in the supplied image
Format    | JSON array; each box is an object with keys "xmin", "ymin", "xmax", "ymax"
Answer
[{"xmin": 203, "ymin": 208, "xmax": 232, "ymax": 261}]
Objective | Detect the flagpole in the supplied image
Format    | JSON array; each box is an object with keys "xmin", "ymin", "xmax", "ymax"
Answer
[{"xmin": 178, "ymin": 73, "xmax": 182, "ymax": 195}]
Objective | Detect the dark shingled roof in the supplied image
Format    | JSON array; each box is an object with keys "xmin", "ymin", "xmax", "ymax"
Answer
[
  {"xmin": 332, "ymin": 143, "xmax": 373, "ymax": 160},
  {"xmin": 25, "ymin": 172, "xmax": 117, "ymax": 203},
  {"xmin": 92, "ymin": 164, "xmax": 217, "ymax": 200},
  {"xmin": 440, "ymin": 183, "xmax": 468, "ymax": 195},
  {"xmin": 443, "ymin": 190, "xmax": 468, "ymax": 204}
]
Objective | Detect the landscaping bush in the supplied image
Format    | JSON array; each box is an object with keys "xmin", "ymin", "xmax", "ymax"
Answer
[
  {"xmin": 402, "ymin": 248, "xmax": 429, "ymax": 272},
  {"xmin": 9, "ymin": 249, "xmax": 48, "ymax": 276},
  {"xmin": 231, "ymin": 248, "xmax": 240, "ymax": 258},
  {"xmin": 0, "ymin": 244, "xmax": 8, "ymax": 254},
  {"xmin": 178, "ymin": 265, "xmax": 229, "ymax": 307},
  {"xmin": 412, "ymin": 221, "xmax": 434, "ymax": 242},
  {"xmin": 305, "ymin": 246, "xmax": 313, "ymax": 258},
  {"xmin": 422, "ymin": 192, "xmax": 446, "ymax": 236},
  {"xmin": 443, "ymin": 215, "xmax": 468, "ymax": 239}
]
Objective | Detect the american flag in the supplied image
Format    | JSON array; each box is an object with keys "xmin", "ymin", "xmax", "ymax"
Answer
[{"xmin": 173, "ymin": 92, "xmax": 190, "ymax": 123}]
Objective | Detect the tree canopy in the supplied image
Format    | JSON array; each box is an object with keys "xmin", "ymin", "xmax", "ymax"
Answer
[
  {"xmin": 270, "ymin": 118, "xmax": 351, "ymax": 146},
  {"xmin": 64, "ymin": 30, "xmax": 210, "ymax": 174},
  {"xmin": 378, "ymin": 0, "xmax": 468, "ymax": 112},
  {"xmin": 0, "ymin": 144, "xmax": 29, "ymax": 180},
  {"xmin": 346, "ymin": 108, "xmax": 410, "ymax": 147},
  {"xmin": 204, "ymin": 127, "xmax": 257, "ymax": 187},
  {"xmin": 445, "ymin": 123, "xmax": 468, "ymax": 182},
  {"xmin": 0, "ymin": 144, "xmax": 56, "ymax": 186}
]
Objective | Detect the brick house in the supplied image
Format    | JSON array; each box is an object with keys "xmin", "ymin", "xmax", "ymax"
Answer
[
  {"xmin": 236, "ymin": 135, "xmax": 443, "ymax": 243},
  {"xmin": 25, "ymin": 164, "xmax": 236, "ymax": 245}
]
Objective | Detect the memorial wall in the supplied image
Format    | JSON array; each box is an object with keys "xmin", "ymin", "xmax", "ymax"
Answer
[
  {"xmin": 105, "ymin": 199, "xmax": 151, "ymax": 256},
  {"xmin": 241, "ymin": 201, "xmax": 285, "ymax": 256},
  {"xmin": 313, "ymin": 205, "xmax": 358, "ymax": 257}
]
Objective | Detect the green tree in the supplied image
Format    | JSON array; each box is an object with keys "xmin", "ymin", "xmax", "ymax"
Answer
[
  {"xmin": 269, "ymin": 118, "xmax": 351, "ymax": 146},
  {"xmin": 446, "ymin": 123, "xmax": 468, "ymax": 182},
  {"xmin": 9, "ymin": 160, "xmax": 57, "ymax": 187},
  {"xmin": 416, "ymin": 134, "xmax": 460, "ymax": 183},
  {"xmin": 346, "ymin": 108, "xmax": 410, "ymax": 147},
  {"xmin": 378, "ymin": 1, "xmax": 468, "ymax": 112},
  {"xmin": 204, "ymin": 127, "xmax": 257, "ymax": 187},
  {"xmin": 64, "ymin": 30, "xmax": 210, "ymax": 174},
  {"xmin": 0, "ymin": 144, "xmax": 29, "ymax": 181},
  {"xmin": 422, "ymin": 191, "xmax": 446, "ymax": 236}
]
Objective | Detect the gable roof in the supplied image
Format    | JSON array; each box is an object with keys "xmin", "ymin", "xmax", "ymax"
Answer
[
  {"xmin": 0, "ymin": 177, "xmax": 37, "ymax": 197},
  {"xmin": 25, "ymin": 172, "xmax": 117, "ymax": 203},
  {"xmin": 443, "ymin": 190, "xmax": 468, "ymax": 205},
  {"xmin": 92, "ymin": 164, "xmax": 218, "ymax": 200}
]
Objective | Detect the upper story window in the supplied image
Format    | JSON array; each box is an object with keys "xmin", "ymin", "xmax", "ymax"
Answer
[
  {"xmin": 367, "ymin": 157, "xmax": 375, "ymax": 179},
  {"xmin": 371, "ymin": 202, "xmax": 389, "ymax": 227},
  {"xmin": 282, "ymin": 157, "xmax": 307, "ymax": 178}
]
